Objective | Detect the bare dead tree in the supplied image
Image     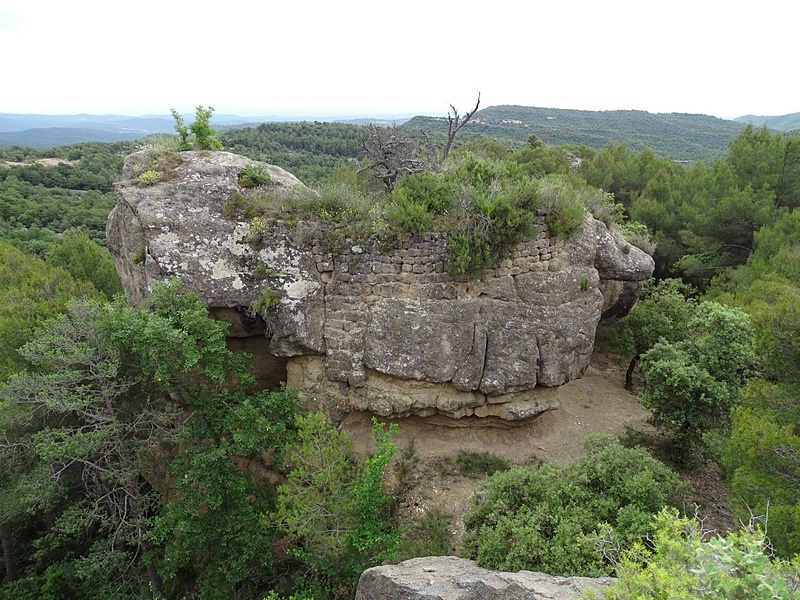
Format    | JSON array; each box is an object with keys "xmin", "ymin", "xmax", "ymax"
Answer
[
  {"xmin": 358, "ymin": 124, "xmax": 434, "ymax": 191},
  {"xmin": 442, "ymin": 92, "xmax": 481, "ymax": 161}
]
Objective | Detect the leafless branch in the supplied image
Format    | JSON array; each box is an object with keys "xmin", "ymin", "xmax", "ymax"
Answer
[
  {"xmin": 442, "ymin": 92, "xmax": 481, "ymax": 160},
  {"xmin": 359, "ymin": 124, "xmax": 433, "ymax": 191}
]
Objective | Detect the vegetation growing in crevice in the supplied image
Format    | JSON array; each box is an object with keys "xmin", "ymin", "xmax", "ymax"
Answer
[{"xmin": 249, "ymin": 286, "xmax": 282, "ymax": 319}]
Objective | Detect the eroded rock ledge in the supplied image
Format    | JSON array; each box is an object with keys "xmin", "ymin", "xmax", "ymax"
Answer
[{"xmin": 107, "ymin": 151, "xmax": 654, "ymax": 421}]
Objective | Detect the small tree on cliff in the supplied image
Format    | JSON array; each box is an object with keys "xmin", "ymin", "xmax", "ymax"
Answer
[{"xmin": 170, "ymin": 105, "xmax": 223, "ymax": 151}]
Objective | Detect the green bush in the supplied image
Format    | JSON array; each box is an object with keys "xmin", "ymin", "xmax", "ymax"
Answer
[
  {"xmin": 273, "ymin": 414, "xmax": 399, "ymax": 599},
  {"xmin": 189, "ymin": 105, "xmax": 223, "ymax": 151},
  {"xmin": 589, "ymin": 509, "xmax": 800, "ymax": 600},
  {"xmin": 451, "ymin": 152, "xmax": 527, "ymax": 192},
  {"xmin": 386, "ymin": 190, "xmax": 432, "ymax": 238},
  {"xmin": 239, "ymin": 163, "xmax": 272, "ymax": 188},
  {"xmin": 446, "ymin": 178, "xmax": 538, "ymax": 277},
  {"xmin": 539, "ymin": 175, "xmax": 588, "ymax": 239},
  {"xmin": 170, "ymin": 105, "xmax": 222, "ymax": 151},
  {"xmin": 462, "ymin": 434, "xmax": 688, "ymax": 577},
  {"xmin": 639, "ymin": 301, "xmax": 754, "ymax": 457},
  {"xmin": 455, "ymin": 450, "xmax": 511, "ymax": 478},
  {"xmin": 393, "ymin": 170, "xmax": 456, "ymax": 214}
]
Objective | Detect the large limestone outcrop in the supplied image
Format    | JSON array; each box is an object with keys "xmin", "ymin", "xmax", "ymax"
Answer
[
  {"xmin": 108, "ymin": 151, "xmax": 653, "ymax": 420},
  {"xmin": 355, "ymin": 556, "xmax": 615, "ymax": 600}
]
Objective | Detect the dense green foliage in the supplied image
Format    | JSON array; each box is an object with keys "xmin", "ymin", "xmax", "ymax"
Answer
[
  {"xmin": 0, "ymin": 281, "xmax": 244, "ymax": 598},
  {"xmin": 44, "ymin": 229, "xmax": 123, "ymax": 300},
  {"xmin": 462, "ymin": 435, "xmax": 688, "ymax": 577},
  {"xmin": 0, "ymin": 281, "xmax": 301, "ymax": 599},
  {"xmin": 3, "ymin": 106, "xmax": 800, "ymax": 598},
  {"xmin": 152, "ymin": 385, "xmax": 299, "ymax": 600},
  {"xmin": 638, "ymin": 302, "xmax": 754, "ymax": 457},
  {"xmin": 735, "ymin": 111, "xmax": 800, "ymax": 132},
  {"xmin": 0, "ymin": 240, "xmax": 104, "ymax": 380},
  {"xmin": 0, "ymin": 142, "xmax": 127, "ymax": 253},
  {"xmin": 219, "ymin": 121, "xmax": 365, "ymax": 184},
  {"xmin": 609, "ymin": 278, "xmax": 698, "ymax": 389},
  {"xmin": 704, "ymin": 209, "xmax": 800, "ymax": 558},
  {"xmin": 722, "ymin": 381, "xmax": 800, "ymax": 558},
  {"xmin": 591, "ymin": 509, "xmax": 800, "ymax": 600},
  {"xmin": 273, "ymin": 414, "xmax": 399, "ymax": 599},
  {"xmin": 578, "ymin": 127, "xmax": 800, "ymax": 284}
]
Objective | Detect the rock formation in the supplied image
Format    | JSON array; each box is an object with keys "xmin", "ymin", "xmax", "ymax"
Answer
[
  {"xmin": 107, "ymin": 150, "xmax": 654, "ymax": 420},
  {"xmin": 355, "ymin": 556, "xmax": 615, "ymax": 600}
]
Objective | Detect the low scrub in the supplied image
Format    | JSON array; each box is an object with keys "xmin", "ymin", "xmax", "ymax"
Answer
[
  {"xmin": 235, "ymin": 149, "xmax": 644, "ymax": 279},
  {"xmin": 455, "ymin": 450, "xmax": 511, "ymax": 478},
  {"xmin": 462, "ymin": 434, "xmax": 688, "ymax": 577},
  {"xmin": 589, "ymin": 509, "xmax": 800, "ymax": 600}
]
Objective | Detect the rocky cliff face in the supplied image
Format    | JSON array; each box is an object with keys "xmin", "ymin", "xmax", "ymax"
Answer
[
  {"xmin": 355, "ymin": 556, "xmax": 615, "ymax": 600},
  {"xmin": 107, "ymin": 151, "xmax": 653, "ymax": 420}
]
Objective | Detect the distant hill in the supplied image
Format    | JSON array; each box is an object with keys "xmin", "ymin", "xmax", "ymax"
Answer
[
  {"xmin": 0, "ymin": 127, "xmax": 154, "ymax": 148},
  {"xmin": 406, "ymin": 106, "xmax": 749, "ymax": 162},
  {"xmin": 0, "ymin": 112, "xmax": 413, "ymax": 148},
  {"xmin": 733, "ymin": 112, "xmax": 800, "ymax": 132},
  {"xmin": 4, "ymin": 107, "xmax": 796, "ymax": 159}
]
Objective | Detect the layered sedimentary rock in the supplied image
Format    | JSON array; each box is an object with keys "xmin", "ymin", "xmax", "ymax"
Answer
[{"xmin": 107, "ymin": 151, "xmax": 654, "ymax": 420}]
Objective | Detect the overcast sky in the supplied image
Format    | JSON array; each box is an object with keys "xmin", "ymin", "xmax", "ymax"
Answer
[{"xmin": 0, "ymin": 0, "xmax": 797, "ymax": 120}]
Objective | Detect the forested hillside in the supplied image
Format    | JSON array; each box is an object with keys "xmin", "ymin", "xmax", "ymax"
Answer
[
  {"xmin": 218, "ymin": 121, "xmax": 366, "ymax": 183},
  {"xmin": 0, "ymin": 142, "xmax": 133, "ymax": 253},
  {"xmin": 407, "ymin": 106, "xmax": 747, "ymax": 162},
  {"xmin": 1, "ymin": 114, "xmax": 800, "ymax": 599},
  {"xmin": 2, "ymin": 105, "xmax": 762, "ymax": 163},
  {"xmin": 735, "ymin": 111, "xmax": 800, "ymax": 132}
]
